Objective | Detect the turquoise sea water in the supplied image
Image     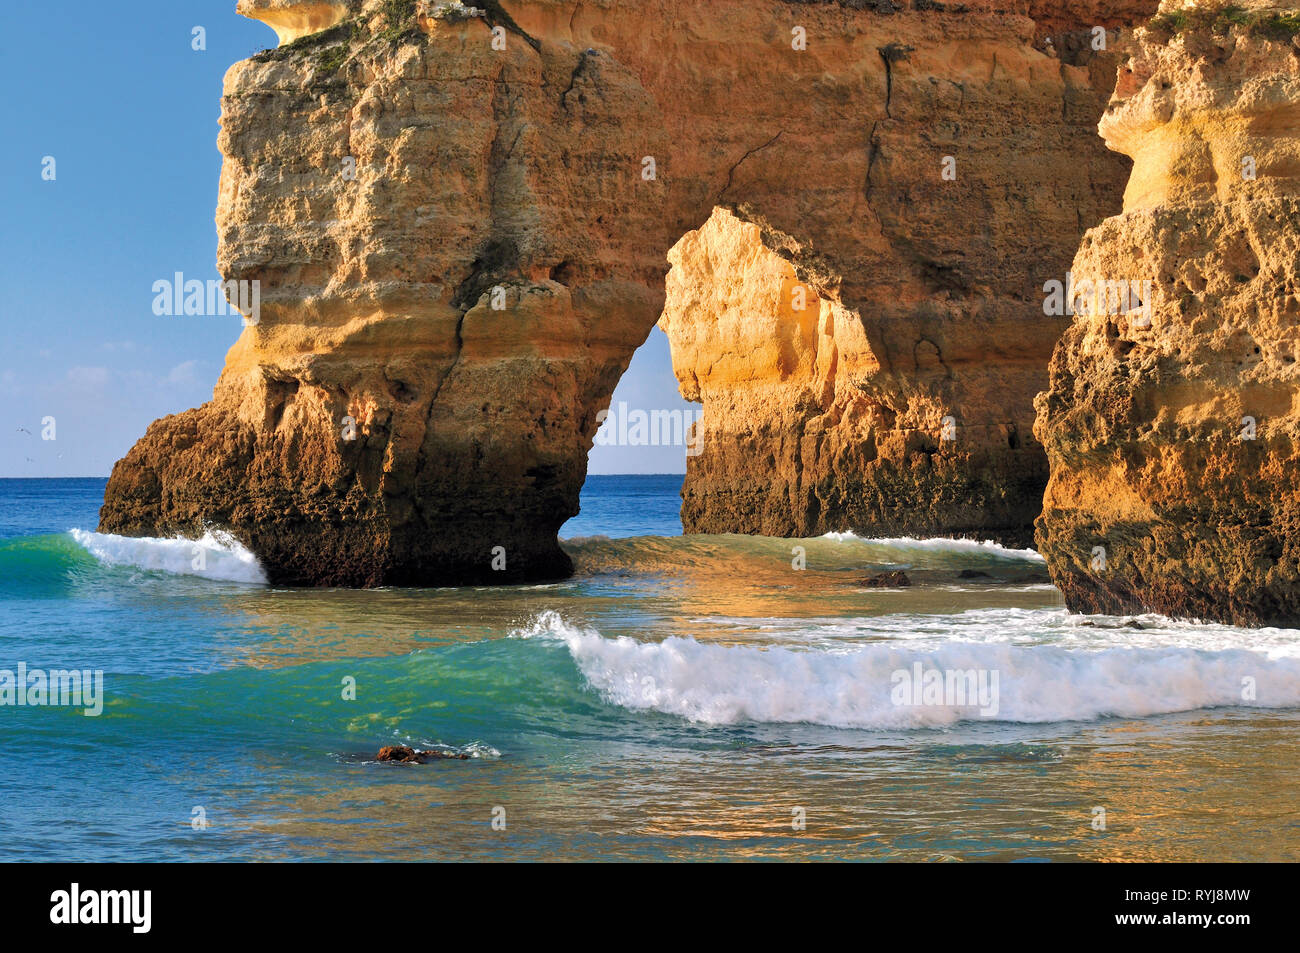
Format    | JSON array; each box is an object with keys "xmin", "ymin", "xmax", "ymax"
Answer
[{"xmin": 2, "ymin": 476, "xmax": 1299, "ymax": 861}]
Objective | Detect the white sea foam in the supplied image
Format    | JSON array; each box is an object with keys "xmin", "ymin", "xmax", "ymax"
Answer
[
  {"xmin": 821, "ymin": 532, "xmax": 1045, "ymax": 562},
  {"xmin": 517, "ymin": 611, "xmax": 1300, "ymax": 729},
  {"xmin": 694, "ymin": 608, "xmax": 1300, "ymax": 657},
  {"xmin": 69, "ymin": 528, "xmax": 267, "ymax": 584},
  {"xmin": 400, "ymin": 740, "xmax": 502, "ymax": 760}
]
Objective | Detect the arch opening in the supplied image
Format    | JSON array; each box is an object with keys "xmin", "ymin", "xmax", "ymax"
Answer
[{"xmin": 561, "ymin": 323, "xmax": 699, "ymax": 540}]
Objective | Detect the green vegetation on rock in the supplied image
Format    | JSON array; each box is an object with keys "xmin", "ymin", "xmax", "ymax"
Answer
[{"xmin": 1148, "ymin": 3, "xmax": 1300, "ymax": 43}]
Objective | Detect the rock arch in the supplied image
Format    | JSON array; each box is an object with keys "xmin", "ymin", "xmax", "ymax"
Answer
[{"xmin": 99, "ymin": 0, "xmax": 1155, "ymax": 585}]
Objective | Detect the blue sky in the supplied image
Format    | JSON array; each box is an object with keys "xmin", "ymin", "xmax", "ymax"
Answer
[{"xmin": 0, "ymin": 1, "xmax": 692, "ymax": 478}]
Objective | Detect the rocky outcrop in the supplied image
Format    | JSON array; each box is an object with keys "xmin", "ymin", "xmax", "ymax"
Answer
[
  {"xmin": 236, "ymin": 0, "xmax": 351, "ymax": 45},
  {"xmin": 661, "ymin": 197, "xmax": 1074, "ymax": 546},
  {"xmin": 102, "ymin": 0, "xmax": 1156, "ymax": 585},
  {"xmin": 1035, "ymin": 0, "xmax": 1300, "ymax": 625},
  {"xmin": 376, "ymin": 744, "xmax": 470, "ymax": 762},
  {"xmin": 656, "ymin": 4, "xmax": 1158, "ymax": 546}
]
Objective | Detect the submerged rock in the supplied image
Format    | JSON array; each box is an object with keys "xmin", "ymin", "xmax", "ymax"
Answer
[
  {"xmin": 376, "ymin": 745, "xmax": 470, "ymax": 763},
  {"xmin": 860, "ymin": 570, "xmax": 911, "ymax": 588}
]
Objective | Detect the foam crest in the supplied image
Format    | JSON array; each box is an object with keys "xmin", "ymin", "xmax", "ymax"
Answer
[
  {"xmin": 69, "ymin": 528, "xmax": 268, "ymax": 584},
  {"xmin": 519, "ymin": 612, "xmax": 1300, "ymax": 729},
  {"xmin": 822, "ymin": 532, "xmax": 1045, "ymax": 562}
]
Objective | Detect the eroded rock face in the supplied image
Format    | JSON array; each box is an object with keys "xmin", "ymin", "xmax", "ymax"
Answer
[
  {"xmin": 658, "ymin": 4, "xmax": 1155, "ymax": 545},
  {"xmin": 376, "ymin": 744, "xmax": 470, "ymax": 762},
  {"xmin": 1035, "ymin": 0, "xmax": 1300, "ymax": 625},
  {"xmin": 101, "ymin": 0, "xmax": 1155, "ymax": 585},
  {"xmin": 661, "ymin": 197, "xmax": 1070, "ymax": 547},
  {"xmin": 236, "ymin": 0, "xmax": 352, "ymax": 45}
]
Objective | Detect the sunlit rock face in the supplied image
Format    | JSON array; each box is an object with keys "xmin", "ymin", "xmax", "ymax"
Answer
[
  {"xmin": 101, "ymin": 0, "xmax": 1155, "ymax": 585},
  {"xmin": 235, "ymin": 0, "xmax": 352, "ymax": 45},
  {"xmin": 1035, "ymin": 0, "xmax": 1300, "ymax": 625},
  {"xmin": 660, "ymin": 207, "xmax": 1064, "ymax": 544}
]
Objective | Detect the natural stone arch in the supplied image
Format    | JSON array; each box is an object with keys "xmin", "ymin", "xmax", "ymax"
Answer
[
  {"xmin": 99, "ymin": 0, "xmax": 1154, "ymax": 585},
  {"xmin": 660, "ymin": 206, "xmax": 1060, "ymax": 544}
]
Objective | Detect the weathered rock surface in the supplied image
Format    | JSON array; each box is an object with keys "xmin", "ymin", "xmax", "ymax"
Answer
[
  {"xmin": 661, "ymin": 199, "xmax": 1073, "ymax": 547},
  {"xmin": 102, "ymin": 0, "xmax": 1155, "ymax": 585},
  {"xmin": 653, "ymin": 4, "xmax": 1158, "ymax": 546},
  {"xmin": 860, "ymin": 570, "xmax": 912, "ymax": 587},
  {"xmin": 1035, "ymin": 0, "xmax": 1300, "ymax": 625},
  {"xmin": 376, "ymin": 744, "xmax": 470, "ymax": 762},
  {"xmin": 236, "ymin": 0, "xmax": 351, "ymax": 45}
]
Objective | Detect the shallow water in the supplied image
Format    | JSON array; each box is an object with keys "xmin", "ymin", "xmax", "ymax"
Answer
[{"xmin": 1, "ymin": 476, "xmax": 1297, "ymax": 861}]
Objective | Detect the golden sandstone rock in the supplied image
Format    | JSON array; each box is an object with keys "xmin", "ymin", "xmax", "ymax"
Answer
[
  {"xmin": 100, "ymin": 0, "xmax": 1159, "ymax": 586},
  {"xmin": 235, "ymin": 0, "xmax": 351, "ymax": 46},
  {"xmin": 1035, "ymin": 0, "xmax": 1300, "ymax": 624}
]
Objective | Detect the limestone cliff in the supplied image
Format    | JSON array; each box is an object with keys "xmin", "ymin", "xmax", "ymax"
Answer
[
  {"xmin": 1035, "ymin": 0, "xmax": 1300, "ymax": 625},
  {"xmin": 101, "ymin": 0, "xmax": 1155, "ymax": 585},
  {"xmin": 655, "ymin": 2, "xmax": 1157, "ymax": 545}
]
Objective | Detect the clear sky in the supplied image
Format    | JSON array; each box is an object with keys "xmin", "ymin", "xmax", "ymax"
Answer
[{"xmin": 0, "ymin": 1, "xmax": 694, "ymax": 479}]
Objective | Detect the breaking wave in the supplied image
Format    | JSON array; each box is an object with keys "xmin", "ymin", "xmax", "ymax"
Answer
[
  {"xmin": 563, "ymin": 531, "xmax": 1047, "ymax": 576},
  {"xmin": 69, "ymin": 528, "xmax": 267, "ymax": 585},
  {"xmin": 819, "ymin": 531, "xmax": 1044, "ymax": 561},
  {"xmin": 516, "ymin": 610, "xmax": 1300, "ymax": 729}
]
